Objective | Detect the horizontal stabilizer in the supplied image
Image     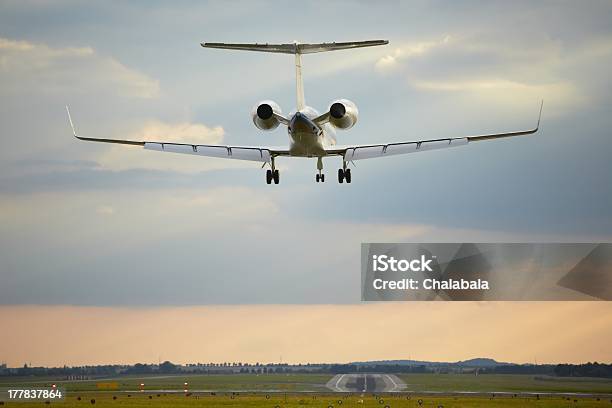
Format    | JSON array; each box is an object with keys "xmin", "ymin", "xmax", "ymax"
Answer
[{"xmin": 201, "ymin": 40, "xmax": 388, "ymax": 54}]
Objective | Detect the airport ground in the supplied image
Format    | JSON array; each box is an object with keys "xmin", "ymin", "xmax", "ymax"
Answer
[
  {"xmin": 3, "ymin": 392, "xmax": 612, "ymax": 407},
  {"xmin": 2, "ymin": 373, "xmax": 611, "ymax": 394},
  {"xmin": 1, "ymin": 373, "xmax": 611, "ymax": 407}
]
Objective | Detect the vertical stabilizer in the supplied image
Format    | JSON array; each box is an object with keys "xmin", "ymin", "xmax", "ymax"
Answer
[
  {"xmin": 295, "ymin": 51, "xmax": 305, "ymax": 110},
  {"xmin": 201, "ymin": 40, "xmax": 388, "ymax": 110}
]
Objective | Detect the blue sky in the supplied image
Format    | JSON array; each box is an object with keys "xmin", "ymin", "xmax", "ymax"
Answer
[{"xmin": 1, "ymin": 1, "xmax": 612, "ymax": 306}]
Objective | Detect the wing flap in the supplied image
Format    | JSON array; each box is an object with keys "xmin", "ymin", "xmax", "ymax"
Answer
[
  {"xmin": 342, "ymin": 138, "xmax": 469, "ymax": 161},
  {"xmin": 144, "ymin": 142, "xmax": 274, "ymax": 162}
]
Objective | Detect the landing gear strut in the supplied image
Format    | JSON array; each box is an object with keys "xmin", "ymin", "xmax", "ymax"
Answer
[
  {"xmin": 315, "ymin": 157, "xmax": 325, "ymax": 183},
  {"xmin": 266, "ymin": 157, "xmax": 279, "ymax": 184},
  {"xmin": 338, "ymin": 161, "xmax": 352, "ymax": 183}
]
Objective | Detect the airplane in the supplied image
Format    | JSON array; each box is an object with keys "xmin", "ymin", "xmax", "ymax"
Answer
[{"xmin": 67, "ymin": 40, "xmax": 543, "ymax": 184}]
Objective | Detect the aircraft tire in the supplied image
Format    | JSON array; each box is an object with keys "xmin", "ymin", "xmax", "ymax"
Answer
[{"xmin": 266, "ymin": 169, "xmax": 272, "ymax": 184}]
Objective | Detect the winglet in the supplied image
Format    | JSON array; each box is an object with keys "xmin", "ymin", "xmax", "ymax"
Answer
[
  {"xmin": 66, "ymin": 105, "xmax": 77, "ymax": 137},
  {"xmin": 65, "ymin": 106, "xmax": 146, "ymax": 146},
  {"xmin": 536, "ymin": 99, "xmax": 544, "ymax": 130}
]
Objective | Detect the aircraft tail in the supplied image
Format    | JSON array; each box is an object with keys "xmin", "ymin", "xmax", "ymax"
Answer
[
  {"xmin": 200, "ymin": 40, "xmax": 388, "ymax": 54},
  {"xmin": 201, "ymin": 40, "xmax": 388, "ymax": 110}
]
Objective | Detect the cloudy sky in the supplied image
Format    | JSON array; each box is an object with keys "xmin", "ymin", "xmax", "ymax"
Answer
[{"xmin": 1, "ymin": 1, "xmax": 611, "ymax": 365}]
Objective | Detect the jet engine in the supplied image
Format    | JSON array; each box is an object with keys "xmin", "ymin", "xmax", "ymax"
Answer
[
  {"xmin": 252, "ymin": 100, "xmax": 282, "ymax": 130},
  {"xmin": 328, "ymin": 99, "xmax": 358, "ymax": 130}
]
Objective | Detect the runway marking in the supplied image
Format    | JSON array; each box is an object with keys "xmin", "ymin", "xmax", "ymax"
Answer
[
  {"xmin": 333, "ymin": 374, "xmax": 345, "ymax": 392},
  {"xmin": 363, "ymin": 374, "xmax": 367, "ymax": 392},
  {"xmin": 385, "ymin": 374, "xmax": 400, "ymax": 391}
]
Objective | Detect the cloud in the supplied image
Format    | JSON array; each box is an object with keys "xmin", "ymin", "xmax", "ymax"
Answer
[
  {"xmin": 5, "ymin": 180, "xmax": 608, "ymax": 306},
  {"xmin": 128, "ymin": 121, "xmax": 225, "ymax": 144},
  {"xmin": 372, "ymin": 33, "xmax": 612, "ymax": 113},
  {"xmin": 412, "ymin": 78, "xmax": 579, "ymax": 113},
  {"xmin": 96, "ymin": 205, "xmax": 115, "ymax": 216},
  {"xmin": 375, "ymin": 36, "xmax": 452, "ymax": 73},
  {"xmin": 1, "ymin": 2, "xmax": 612, "ymax": 311},
  {"xmin": 93, "ymin": 120, "xmax": 248, "ymax": 172},
  {"xmin": 0, "ymin": 37, "xmax": 159, "ymax": 98},
  {"xmin": 0, "ymin": 187, "xmax": 280, "ymax": 253}
]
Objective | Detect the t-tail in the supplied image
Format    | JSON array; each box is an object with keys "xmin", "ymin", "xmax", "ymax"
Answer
[{"xmin": 200, "ymin": 40, "xmax": 388, "ymax": 110}]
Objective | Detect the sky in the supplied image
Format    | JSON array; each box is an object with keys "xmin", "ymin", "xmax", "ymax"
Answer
[{"xmin": 1, "ymin": 1, "xmax": 611, "ymax": 366}]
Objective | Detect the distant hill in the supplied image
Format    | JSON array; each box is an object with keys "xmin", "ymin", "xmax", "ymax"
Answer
[
  {"xmin": 351, "ymin": 358, "xmax": 511, "ymax": 368},
  {"xmin": 457, "ymin": 358, "xmax": 511, "ymax": 367}
]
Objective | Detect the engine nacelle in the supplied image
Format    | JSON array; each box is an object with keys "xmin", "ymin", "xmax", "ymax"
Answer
[
  {"xmin": 328, "ymin": 99, "xmax": 358, "ymax": 130},
  {"xmin": 252, "ymin": 100, "xmax": 282, "ymax": 130}
]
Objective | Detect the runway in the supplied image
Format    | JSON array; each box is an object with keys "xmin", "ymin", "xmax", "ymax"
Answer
[{"xmin": 326, "ymin": 374, "xmax": 406, "ymax": 392}]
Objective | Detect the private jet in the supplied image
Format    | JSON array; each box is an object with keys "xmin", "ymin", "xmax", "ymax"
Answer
[{"xmin": 67, "ymin": 40, "xmax": 542, "ymax": 184}]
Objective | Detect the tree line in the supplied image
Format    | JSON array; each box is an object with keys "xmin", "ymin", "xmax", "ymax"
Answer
[{"xmin": 2, "ymin": 362, "xmax": 611, "ymax": 378}]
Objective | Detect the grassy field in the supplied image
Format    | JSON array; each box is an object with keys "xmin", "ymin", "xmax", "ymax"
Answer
[
  {"xmin": 0, "ymin": 374, "xmax": 332, "ymax": 392},
  {"xmin": 4, "ymin": 392, "xmax": 612, "ymax": 408},
  {"xmin": 397, "ymin": 373, "xmax": 612, "ymax": 394},
  {"xmin": 1, "ymin": 373, "xmax": 611, "ymax": 398}
]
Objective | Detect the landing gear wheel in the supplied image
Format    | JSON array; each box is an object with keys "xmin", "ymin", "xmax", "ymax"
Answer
[
  {"xmin": 338, "ymin": 169, "xmax": 344, "ymax": 183},
  {"xmin": 345, "ymin": 168, "xmax": 352, "ymax": 183},
  {"xmin": 315, "ymin": 157, "xmax": 324, "ymax": 184},
  {"xmin": 266, "ymin": 169, "xmax": 272, "ymax": 184},
  {"xmin": 273, "ymin": 169, "xmax": 279, "ymax": 184}
]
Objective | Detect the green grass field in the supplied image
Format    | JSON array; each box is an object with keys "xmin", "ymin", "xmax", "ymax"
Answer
[
  {"xmin": 397, "ymin": 373, "xmax": 612, "ymax": 394},
  {"xmin": 2, "ymin": 373, "xmax": 612, "ymax": 393},
  {"xmin": 2, "ymin": 373, "xmax": 610, "ymax": 394},
  {"xmin": 0, "ymin": 374, "xmax": 332, "ymax": 392},
  {"xmin": 1, "ymin": 373, "xmax": 611, "ymax": 408},
  {"xmin": 4, "ymin": 392, "xmax": 612, "ymax": 408}
]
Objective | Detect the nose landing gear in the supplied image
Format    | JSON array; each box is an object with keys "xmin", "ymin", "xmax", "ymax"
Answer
[{"xmin": 315, "ymin": 156, "xmax": 325, "ymax": 183}]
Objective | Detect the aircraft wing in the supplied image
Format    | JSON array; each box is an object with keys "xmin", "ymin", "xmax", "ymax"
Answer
[
  {"xmin": 328, "ymin": 102, "xmax": 543, "ymax": 161},
  {"xmin": 66, "ymin": 107, "xmax": 288, "ymax": 163}
]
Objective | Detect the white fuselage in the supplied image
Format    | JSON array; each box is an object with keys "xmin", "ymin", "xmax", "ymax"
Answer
[{"xmin": 287, "ymin": 106, "xmax": 336, "ymax": 157}]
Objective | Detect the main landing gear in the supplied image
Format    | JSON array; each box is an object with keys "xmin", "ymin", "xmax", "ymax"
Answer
[
  {"xmin": 266, "ymin": 157, "xmax": 279, "ymax": 184},
  {"xmin": 314, "ymin": 157, "xmax": 352, "ymax": 184},
  {"xmin": 338, "ymin": 161, "xmax": 352, "ymax": 183},
  {"xmin": 266, "ymin": 169, "xmax": 279, "ymax": 184}
]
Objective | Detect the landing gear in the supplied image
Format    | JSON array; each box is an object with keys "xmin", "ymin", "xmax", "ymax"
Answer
[
  {"xmin": 315, "ymin": 156, "xmax": 325, "ymax": 183},
  {"xmin": 338, "ymin": 161, "xmax": 352, "ymax": 183},
  {"xmin": 266, "ymin": 158, "xmax": 280, "ymax": 184},
  {"xmin": 266, "ymin": 169, "xmax": 273, "ymax": 184}
]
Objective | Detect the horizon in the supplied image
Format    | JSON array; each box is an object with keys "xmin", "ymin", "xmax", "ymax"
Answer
[
  {"xmin": 4, "ymin": 358, "xmax": 610, "ymax": 370},
  {"xmin": 1, "ymin": 303, "xmax": 610, "ymax": 367}
]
